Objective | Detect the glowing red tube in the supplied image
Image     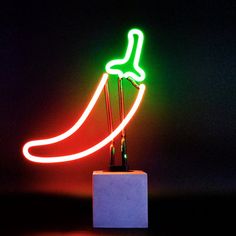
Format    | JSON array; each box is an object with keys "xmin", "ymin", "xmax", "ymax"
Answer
[{"xmin": 22, "ymin": 73, "xmax": 145, "ymax": 163}]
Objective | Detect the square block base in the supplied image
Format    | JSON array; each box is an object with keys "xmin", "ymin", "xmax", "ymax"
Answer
[{"xmin": 93, "ymin": 170, "xmax": 148, "ymax": 228}]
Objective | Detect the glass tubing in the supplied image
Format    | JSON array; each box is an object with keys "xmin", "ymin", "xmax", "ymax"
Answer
[{"xmin": 104, "ymin": 76, "xmax": 140, "ymax": 171}]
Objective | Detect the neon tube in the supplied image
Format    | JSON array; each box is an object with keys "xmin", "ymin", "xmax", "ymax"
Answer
[
  {"xmin": 105, "ymin": 28, "xmax": 145, "ymax": 82},
  {"xmin": 22, "ymin": 74, "xmax": 145, "ymax": 163}
]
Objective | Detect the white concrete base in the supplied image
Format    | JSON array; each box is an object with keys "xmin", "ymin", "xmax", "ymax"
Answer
[{"xmin": 93, "ymin": 170, "xmax": 148, "ymax": 228}]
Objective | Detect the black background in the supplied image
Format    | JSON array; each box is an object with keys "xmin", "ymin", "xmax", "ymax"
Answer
[{"xmin": 0, "ymin": 1, "xmax": 235, "ymax": 235}]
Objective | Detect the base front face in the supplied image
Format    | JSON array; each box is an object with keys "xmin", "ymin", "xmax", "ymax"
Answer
[{"xmin": 93, "ymin": 170, "xmax": 148, "ymax": 228}]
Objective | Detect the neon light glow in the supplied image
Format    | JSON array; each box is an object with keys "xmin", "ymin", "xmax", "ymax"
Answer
[
  {"xmin": 105, "ymin": 28, "xmax": 145, "ymax": 82},
  {"xmin": 22, "ymin": 73, "xmax": 145, "ymax": 163}
]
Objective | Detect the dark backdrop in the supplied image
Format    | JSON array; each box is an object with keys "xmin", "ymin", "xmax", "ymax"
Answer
[{"xmin": 0, "ymin": 0, "xmax": 235, "ymax": 213}]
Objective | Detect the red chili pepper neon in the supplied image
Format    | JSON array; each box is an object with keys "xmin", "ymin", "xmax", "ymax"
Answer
[{"xmin": 22, "ymin": 73, "xmax": 145, "ymax": 163}]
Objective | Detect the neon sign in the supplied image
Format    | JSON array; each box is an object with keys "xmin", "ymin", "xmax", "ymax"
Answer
[{"xmin": 22, "ymin": 29, "xmax": 146, "ymax": 163}]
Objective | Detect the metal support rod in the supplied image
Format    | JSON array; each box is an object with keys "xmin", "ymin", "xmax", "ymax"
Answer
[
  {"xmin": 104, "ymin": 81, "xmax": 115, "ymax": 167},
  {"xmin": 118, "ymin": 77, "xmax": 128, "ymax": 171}
]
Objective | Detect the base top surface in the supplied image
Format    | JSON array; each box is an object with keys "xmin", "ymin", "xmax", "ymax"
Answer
[{"xmin": 93, "ymin": 170, "xmax": 146, "ymax": 175}]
